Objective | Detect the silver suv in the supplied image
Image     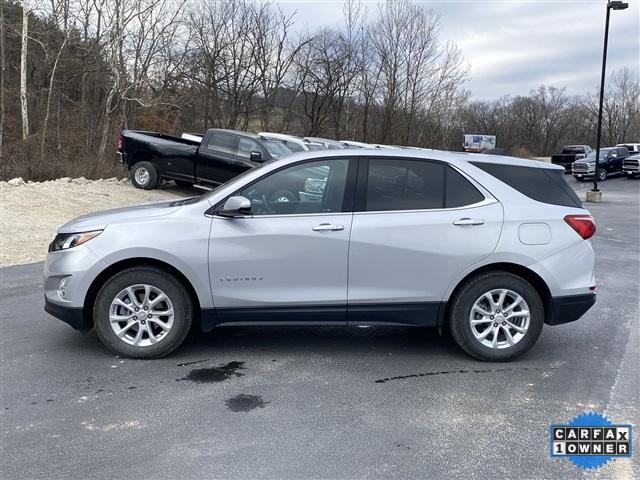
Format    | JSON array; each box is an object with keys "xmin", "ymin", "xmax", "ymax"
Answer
[{"xmin": 44, "ymin": 150, "xmax": 596, "ymax": 361}]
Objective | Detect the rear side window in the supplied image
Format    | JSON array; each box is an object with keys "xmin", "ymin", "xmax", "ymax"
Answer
[
  {"xmin": 470, "ymin": 162, "xmax": 582, "ymax": 208},
  {"xmin": 446, "ymin": 167, "xmax": 485, "ymax": 208},
  {"xmin": 366, "ymin": 159, "xmax": 444, "ymax": 211},
  {"xmin": 207, "ymin": 133, "xmax": 236, "ymax": 155}
]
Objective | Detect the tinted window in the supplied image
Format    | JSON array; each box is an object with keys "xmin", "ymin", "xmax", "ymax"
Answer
[
  {"xmin": 366, "ymin": 159, "xmax": 444, "ymax": 211},
  {"xmin": 237, "ymin": 137, "xmax": 262, "ymax": 159},
  {"xmin": 207, "ymin": 133, "xmax": 236, "ymax": 155},
  {"xmin": 470, "ymin": 162, "xmax": 582, "ymax": 208},
  {"xmin": 446, "ymin": 167, "xmax": 485, "ymax": 207},
  {"xmin": 239, "ymin": 159, "xmax": 349, "ymax": 216}
]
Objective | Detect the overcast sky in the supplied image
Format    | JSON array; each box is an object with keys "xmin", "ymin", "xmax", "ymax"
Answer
[{"xmin": 277, "ymin": 0, "xmax": 640, "ymax": 99}]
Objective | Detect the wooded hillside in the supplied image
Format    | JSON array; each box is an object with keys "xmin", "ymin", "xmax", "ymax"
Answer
[{"xmin": 0, "ymin": 0, "xmax": 638, "ymax": 180}]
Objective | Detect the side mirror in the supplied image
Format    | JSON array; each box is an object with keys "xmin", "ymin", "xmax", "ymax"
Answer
[
  {"xmin": 250, "ymin": 151, "xmax": 263, "ymax": 162},
  {"xmin": 217, "ymin": 196, "xmax": 251, "ymax": 217}
]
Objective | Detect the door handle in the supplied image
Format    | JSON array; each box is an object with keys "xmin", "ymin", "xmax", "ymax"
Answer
[
  {"xmin": 312, "ymin": 223, "xmax": 344, "ymax": 232},
  {"xmin": 453, "ymin": 217, "xmax": 484, "ymax": 226}
]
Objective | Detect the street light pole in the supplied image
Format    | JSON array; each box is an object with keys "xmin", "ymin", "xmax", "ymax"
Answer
[{"xmin": 591, "ymin": 0, "xmax": 628, "ymax": 197}]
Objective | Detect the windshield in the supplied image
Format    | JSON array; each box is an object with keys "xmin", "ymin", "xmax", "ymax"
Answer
[
  {"xmin": 584, "ymin": 148, "xmax": 614, "ymax": 160},
  {"xmin": 306, "ymin": 144, "xmax": 326, "ymax": 151},
  {"xmin": 262, "ymin": 140, "xmax": 292, "ymax": 158}
]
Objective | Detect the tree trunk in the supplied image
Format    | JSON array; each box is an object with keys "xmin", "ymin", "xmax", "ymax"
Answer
[
  {"xmin": 20, "ymin": 4, "xmax": 29, "ymax": 140},
  {"xmin": 40, "ymin": 37, "xmax": 68, "ymax": 166},
  {"xmin": 0, "ymin": 0, "xmax": 6, "ymax": 160}
]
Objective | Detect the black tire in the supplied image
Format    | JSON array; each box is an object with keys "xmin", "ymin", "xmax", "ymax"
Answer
[
  {"xmin": 448, "ymin": 271, "xmax": 544, "ymax": 362},
  {"xmin": 130, "ymin": 161, "xmax": 159, "ymax": 190},
  {"xmin": 93, "ymin": 266, "xmax": 193, "ymax": 359},
  {"xmin": 597, "ymin": 168, "xmax": 607, "ymax": 182}
]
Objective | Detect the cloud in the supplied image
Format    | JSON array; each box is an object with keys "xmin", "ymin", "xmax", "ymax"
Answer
[{"xmin": 277, "ymin": 0, "xmax": 639, "ymax": 99}]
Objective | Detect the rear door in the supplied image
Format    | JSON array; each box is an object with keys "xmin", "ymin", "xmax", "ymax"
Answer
[{"xmin": 347, "ymin": 158, "xmax": 503, "ymax": 325}]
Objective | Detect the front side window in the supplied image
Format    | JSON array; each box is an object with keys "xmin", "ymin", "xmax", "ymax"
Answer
[
  {"xmin": 365, "ymin": 159, "xmax": 445, "ymax": 211},
  {"xmin": 239, "ymin": 159, "xmax": 349, "ymax": 215},
  {"xmin": 207, "ymin": 133, "xmax": 236, "ymax": 155},
  {"xmin": 237, "ymin": 138, "xmax": 262, "ymax": 159}
]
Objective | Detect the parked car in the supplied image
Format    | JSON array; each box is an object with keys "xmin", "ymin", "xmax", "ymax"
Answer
[
  {"xmin": 303, "ymin": 137, "xmax": 346, "ymax": 150},
  {"xmin": 340, "ymin": 140, "xmax": 401, "ymax": 149},
  {"xmin": 340, "ymin": 140, "xmax": 373, "ymax": 149},
  {"xmin": 551, "ymin": 145, "xmax": 592, "ymax": 173},
  {"xmin": 622, "ymin": 153, "xmax": 640, "ymax": 178},
  {"xmin": 616, "ymin": 143, "xmax": 640, "ymax": 154},
  {"xmin": 118, "ymin": 129, "xmax": 292, "ymax": 190},
  {"xmin": 258, "ymin": 132, "xmax": 326, "ymax": 152},
  {"xmin": 572, "ymin": 146, "xmax": 629, "ymax": 181},
  {"xmin": 45, "ymin": 150, "xmax": 596, "ymax": 362}
]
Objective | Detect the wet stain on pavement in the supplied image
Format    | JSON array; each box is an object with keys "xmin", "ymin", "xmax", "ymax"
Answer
[
  {"xmin": 375, "ymin": 366, "xmax": 557, "ymax": 384},
  {"xmin": 176, "ymin": 358, "xmax": 211, "ymax": 367},
  {"xmin": 178, "ymin": 361, "xmax": 245, "ymax": 383},
  {"xmin": 225, "ymin": 394, "xmax": 268, "ymax": 412}
]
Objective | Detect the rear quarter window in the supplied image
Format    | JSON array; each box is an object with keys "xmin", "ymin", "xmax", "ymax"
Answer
[{"xmin": 470, "ymin": 162, "xmax": 582, "ymax": 208}]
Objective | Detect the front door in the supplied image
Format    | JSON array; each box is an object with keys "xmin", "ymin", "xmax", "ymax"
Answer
[
  {"xmin": 347, "ymin": 158, "xmax": 503, "ymax": 325},
  {"xmin": 209, "ymin": 157, "xmax": 356, "ymax": 323}
]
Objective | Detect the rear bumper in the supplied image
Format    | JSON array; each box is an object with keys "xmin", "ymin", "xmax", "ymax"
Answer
[
  {"xmin": 546, "ymin": 293, "xmax": 596, "ymax": 325},
  {"xmin": 44, "ymin": 297, "xmax": 91, "ymax": 332}
]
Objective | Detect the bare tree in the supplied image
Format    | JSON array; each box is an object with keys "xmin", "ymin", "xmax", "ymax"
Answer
[
  {"xmin": 0, "ymin": 0, "xmax": 6, "ymax": 159},
  {"xmin": 20, "ymin": 1, "xmax": 29, "ymax": 140}
]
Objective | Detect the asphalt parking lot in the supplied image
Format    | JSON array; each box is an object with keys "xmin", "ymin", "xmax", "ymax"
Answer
[{"xmin": 1, "ymin": 177, "xmax": 638, "ymax": 479}]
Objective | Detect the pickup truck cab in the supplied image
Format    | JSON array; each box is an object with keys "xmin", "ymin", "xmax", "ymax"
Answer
[
  {"xmin": 551, "ymin": 145, "xmax": 592, "ymax": 173},
  {"xmin": 572, "ymin": 146, "xmax": 629, "ymax": 181},
  {"xmin": 118, "ymin": 129, "xmax": 292, "ymax": 189}
]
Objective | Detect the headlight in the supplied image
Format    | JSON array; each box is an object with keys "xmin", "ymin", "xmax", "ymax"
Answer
[{"xmin": 48, "ymin": 230, "xmax": 103, "ymax": 252}]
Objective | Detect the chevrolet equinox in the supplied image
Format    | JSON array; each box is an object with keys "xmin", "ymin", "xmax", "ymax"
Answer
[{"xmin": 44, "ymin": 150, "xmax": 596, "ymax": 361}]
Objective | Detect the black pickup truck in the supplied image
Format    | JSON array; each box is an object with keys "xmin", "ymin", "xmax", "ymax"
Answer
[
  {"xmin": 551, "ymin": 145, "xmax": 592, "ymax": 173},
  {"xmin": 117, "ymin": 129, "xmax": 292, "ymax": 189}
]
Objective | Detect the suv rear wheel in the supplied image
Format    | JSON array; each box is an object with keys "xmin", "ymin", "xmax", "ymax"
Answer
[
  {"xmin": 449, "ymin": 271, "xmax": 544, "ymax": 361},
  {"xmin": 93, "ymin": 266, "xmax": 193, "ymax": 358}
]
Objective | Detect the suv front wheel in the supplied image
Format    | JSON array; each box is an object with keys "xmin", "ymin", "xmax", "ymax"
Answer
[
  {"xmin": 449, "ymin": 271, "xmax": 544, "ymax": 361},
  {"xmin": 93, "ymin": 266, "xmax": 193, "ymax": 358}
]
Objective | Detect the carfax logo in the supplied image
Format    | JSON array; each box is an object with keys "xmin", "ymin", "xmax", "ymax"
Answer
[{"xmin": 550, "ymin": 412, "xmax": 632, "ymax": 470}]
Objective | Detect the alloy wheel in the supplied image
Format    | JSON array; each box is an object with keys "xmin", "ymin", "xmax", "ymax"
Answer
[
  {"xmin": 134, "ymin": 167, "xmax": 150, "ymax": 186},
  {"xmin": 109, "ymin": 284, "xmax": 174, "ymax": 347},
  {"xmin": 469, "ymin": 288, "xmax": 530, "ymax": 349}
]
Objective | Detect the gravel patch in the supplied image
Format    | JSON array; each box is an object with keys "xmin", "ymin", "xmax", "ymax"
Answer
[{"xmin": 0, "ymin": 177, "xmax": 191, "ymax": 267}]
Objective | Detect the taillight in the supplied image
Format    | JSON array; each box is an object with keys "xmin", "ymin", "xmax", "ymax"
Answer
[
  {"xmin": 564, "ymin": 214, "xmax": 596, "ymax": 240},
  {"xmin": 117, "ymin": 134, "xmax": 123, "ymax": 151}
]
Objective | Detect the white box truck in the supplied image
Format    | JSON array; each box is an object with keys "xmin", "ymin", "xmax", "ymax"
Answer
[{"xmin": 463, "ymin": 134, "xmax": 496, "ymax": 153}]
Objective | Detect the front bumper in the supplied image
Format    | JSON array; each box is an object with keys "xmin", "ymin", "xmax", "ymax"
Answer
[
  {"xmin": 44, "ymin": 297, "xmax": 91, "ymax": 331},
  {"xmin": 546, "ymin": 293, "xmax": 596, "ymax": 325}
]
